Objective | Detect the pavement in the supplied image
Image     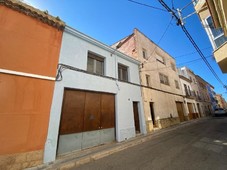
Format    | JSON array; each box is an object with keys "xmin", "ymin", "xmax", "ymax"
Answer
[{"xmin": 26, "ymin": 118, "xmax": 207, "ymax": 170}]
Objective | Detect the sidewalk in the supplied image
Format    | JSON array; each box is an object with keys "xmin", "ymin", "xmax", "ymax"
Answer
[{"xmin": 27, "ymin": 118, "xmax": 208, "ymax": 170}]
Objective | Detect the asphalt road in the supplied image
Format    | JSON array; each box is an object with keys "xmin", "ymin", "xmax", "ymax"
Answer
[{"xmin": 74, "ymin": 117, "xmax": 227, "ymax": 170}]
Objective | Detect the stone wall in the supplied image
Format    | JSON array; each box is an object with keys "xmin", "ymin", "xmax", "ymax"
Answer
[
  {"xmin": 157, "ymin": 117, "xmax": 180, "ymax": 129},
  {"xmin": 0, "ymin": 150, "xmax": 43, "ymax": 170}
]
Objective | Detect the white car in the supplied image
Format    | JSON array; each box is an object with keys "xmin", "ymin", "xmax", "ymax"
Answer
[{"xmin": 213, "ymin": 108, "xmax": 227, "ymax": 117}]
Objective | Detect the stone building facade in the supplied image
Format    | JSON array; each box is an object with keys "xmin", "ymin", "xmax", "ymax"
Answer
[{"xmin": 112, "ymin": 29, "xmax": 184, "ymax": 132}]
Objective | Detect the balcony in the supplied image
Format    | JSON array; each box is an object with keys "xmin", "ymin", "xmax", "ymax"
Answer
[
  {"xmin": 185, "ymin": 90, "xmax": 196, "ymax": 99},
  {"xmin": 197, "ymin": 95, "xmax": 202, "ymax": 101},
  {"xmin": 213, "ymin": 41, "xmax": 227, "ymax": 73},
  {"xmin": 178, "ymin": 69, "xmax": 190, "ymax": 80},
  {"xmin": 194, "ymin": 0, "xmax": 206, "ymax": 12}
]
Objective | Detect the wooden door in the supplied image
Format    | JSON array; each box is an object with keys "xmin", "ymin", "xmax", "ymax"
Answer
[
  {"xmin": 187, "ymin": 103, "xmax": 193, "ymax": 113},
  {"xmin": 133, "ymin": 102, "xmax": 140, "ymax": 133},
  {"xmin": 59, "ymin": 90, "xmax": 85, "ymax": 134},
  {"xmin": 149, "ymin": 102, "xmax": 156, "ymax": 126},
  {"xmin": 176, "ymin": 102, "xmax": 185, "ymax": 122},
  {"xmin": 100, "ymin": 94, "xmax": 115, "ymax": 129},
  {"xmin": 84, "ymin": 92, "xmax": 101, "ymax": 132},
  {"xmin": 197, "ymin": 103, "xmax": 201, "ymax": 117}
]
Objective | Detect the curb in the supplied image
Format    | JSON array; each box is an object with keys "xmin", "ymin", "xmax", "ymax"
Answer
[{"xmin": 27, "ymin": 117, "xmax": 208, "ymax": 170}]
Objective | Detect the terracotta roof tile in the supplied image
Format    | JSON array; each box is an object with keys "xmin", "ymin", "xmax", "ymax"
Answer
[{"xmin": 0, "ymin": 0, "xmax": 65, "ymax": 30}]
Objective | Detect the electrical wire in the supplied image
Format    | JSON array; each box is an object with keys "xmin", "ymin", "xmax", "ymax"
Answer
[
  {"xmin": 158, "ymin": 0, "xmax": 227, "ymax": 89},
  {"xmin": 177, "ymin": 55, "xmax": 213, "ymax": 66},
  {"xmin": 171, "ymin": 0, "xmax": 174, "ymax": 10},
  {"xmin": 128, "ymin": 0, "xmax": 168, "ymax": 12},
  {"xmin": 142, "ymin": 55, "xmax": 213, "ymax": 72},
  {"xmin": 145, "ymin": 17, "xmax": 173, "ymax": 62},
  {"xmin": 175, "ymin": 46, "xmax": 211, "ymax": 58}
]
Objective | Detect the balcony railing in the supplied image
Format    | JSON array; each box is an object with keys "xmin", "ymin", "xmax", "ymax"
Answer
[{"xmin": 185, "ymin": 90, "xmax": 196, "ymax": 99}]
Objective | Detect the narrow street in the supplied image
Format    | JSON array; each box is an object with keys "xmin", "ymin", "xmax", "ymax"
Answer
[{"xmin": 75, "ymin": 117, "xmax": 227, "ymax": 170}]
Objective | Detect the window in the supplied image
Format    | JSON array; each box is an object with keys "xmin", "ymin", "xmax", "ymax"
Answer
[
  {"xmin": 193, "ymin": 78, "xmax": 196, "ymax": 84},
  {"xmin": 118, "ymin": 64, "xmax": 128, "ymax": 81},
  {"xmin": 188, "ymin": 85, "xmax": 191, "ymax": 95},
  {"xmin": 146, "ymin": 74, "xmax": 151, "ymax": 87},
  {"xmin": 142, "ymin": 48, "xmax": 147, "ymax": 59},
  {"xmin": 184, "ymin": 84, "xmax": 188, "ymax": 95},
  {"xmin": 159, "ymin": 73, "xmax": 169, "ymax": 85},
  {"xmin": 175, "ymin": 80, "xmax": 180, "ymax": 89},
  {"xmin": 205, "ymin": 16, "xmax": 227, "ymax": 49},
  {"xmin": 193, "ymin": 0, "xmax": 199, "ymax": 6},
  {"xmin": 87, "ymin": 52, "xmax": 104, "ymax": 75},
  {"xmin": 171, "ymin": 63, "xmax": 176, "ymax": 71},
  {"xmin": 156, "ymin": 55, "xmax": 165, "ymax": 64}
]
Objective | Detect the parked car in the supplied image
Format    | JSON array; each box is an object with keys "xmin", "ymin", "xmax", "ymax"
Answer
[{"xmin": 213, "ymin": 108, "xmax": 227, "ymax": 117}]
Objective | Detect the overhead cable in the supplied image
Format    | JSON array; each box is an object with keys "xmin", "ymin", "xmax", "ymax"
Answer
[
  {"xmin": 158, "ymin": 0, "xmax": 226, "ymax": 89},
  {"xmin": 128, "ymin": 0, "xmax": 168, "ymax": 12}
]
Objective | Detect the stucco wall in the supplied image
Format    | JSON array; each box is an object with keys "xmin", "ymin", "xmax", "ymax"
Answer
[
  {"xmin": 0, "ymin": 5, "xmax": 63, "ymax": 169},
  {"xmin": 0, "ymin": 5, "xmax": 62, "ymax": 153},
  {"xmin": 115, "ymin": 29, "xmax": 184, "ymax": 131},
  {"xmin": 0, "ymin": 6, "xmax": 62, "ymax": 77},
  {"xmin": 0, "ymin": 74, "xmax": 55, "ymax": 154},
  {"xmin": 44, "ymin": 27, "xmax": 146, "ymax": 163}
]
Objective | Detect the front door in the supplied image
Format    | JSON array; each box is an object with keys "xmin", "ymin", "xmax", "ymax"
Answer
[
  {"xmin": 149, "ymin": 102, "xmax": 156, "ymax": 126},
  {"xmin": 187, "ymin": 103, "xmax": 193, "ymax": 113},
  {"xmin": 197, "ymin": 103, "xmax": 201, "ymax": 117},
  {"xmin": 133, "ymin": 102, "xmax": 140, "ymax": 134},
  {"xmin": 176, "ymin": 102, "xmax": 185, "ymax": 122}
]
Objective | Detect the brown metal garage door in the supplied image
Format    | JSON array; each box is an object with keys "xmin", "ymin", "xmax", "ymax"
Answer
[
  {"xmin": 59, "ymin": 89, "xmax": 115, "ymax": 134},
  {"xmin": 57, "ymin": 89, "xmax": 115, "ymax": 154}
]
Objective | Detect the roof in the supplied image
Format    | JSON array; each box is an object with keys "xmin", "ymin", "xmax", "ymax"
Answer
[
  {"xmin": 196, "ymin": 75, "xmax": 214, "ymax": 88},
  {"xmin": 133, "ymin": 28, "xmax": 176, "ymax": 60},
  {"xmin": 0, "ymin": 0, "xmax": 65, "ymax": 30},
  {"xmin": 65, "ymin": 26, "xmax": 141, "ymax": 65}
]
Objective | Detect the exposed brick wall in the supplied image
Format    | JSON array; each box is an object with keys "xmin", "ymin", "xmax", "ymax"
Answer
[{"xmin": 0, "ymin": 150, "xmax": 43, "ymax": 170}]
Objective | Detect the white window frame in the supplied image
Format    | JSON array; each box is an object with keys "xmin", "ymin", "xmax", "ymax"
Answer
[{"xmin": 204, "ymin": 16, "xmax": 226, "ymax": 49}]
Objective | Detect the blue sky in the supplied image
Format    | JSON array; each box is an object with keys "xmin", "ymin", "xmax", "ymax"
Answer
[{"xmin": 24, "ymin": 0, "xmax": 227, "ymax": 99}]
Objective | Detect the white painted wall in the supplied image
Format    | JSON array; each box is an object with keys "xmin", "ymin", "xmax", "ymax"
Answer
[{"xmin": 44, "ymin": 26, "xmax": 146, "ymax": 163}]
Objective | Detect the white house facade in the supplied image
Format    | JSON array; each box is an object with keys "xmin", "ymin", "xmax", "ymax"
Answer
[{"xmin": 43, "ymin": 26, "xmax": 146, "ymax": 163}]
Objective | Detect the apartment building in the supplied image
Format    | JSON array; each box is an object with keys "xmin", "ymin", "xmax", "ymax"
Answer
[
  {"xmin": 196, "ymin": 75, "xmax": 213, "ymax": 116},
  {"xmin": 215, "ymin": 94, "xmax": 227, "ymax": 109},
  {"xmin": 112, "ymin": 29, "xmax": 184, "ymax": 132},
  {"xmin": 0, "ymin": 0, "xmax": 64, "ymax": 169},
  {"xmin": 178, "ymin": 67, "xmax": 199, "ymax": 120},
  {"xmin": 207, "ymin": 83, "xmax": 218, "ymax": 110},
  {"xmin": 44, "ymin": 26, "xmax": 146, "ymax": 163},
  {"xmin": 194, "ymin": 0, "xmax": 227, "ymax": 73}
]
